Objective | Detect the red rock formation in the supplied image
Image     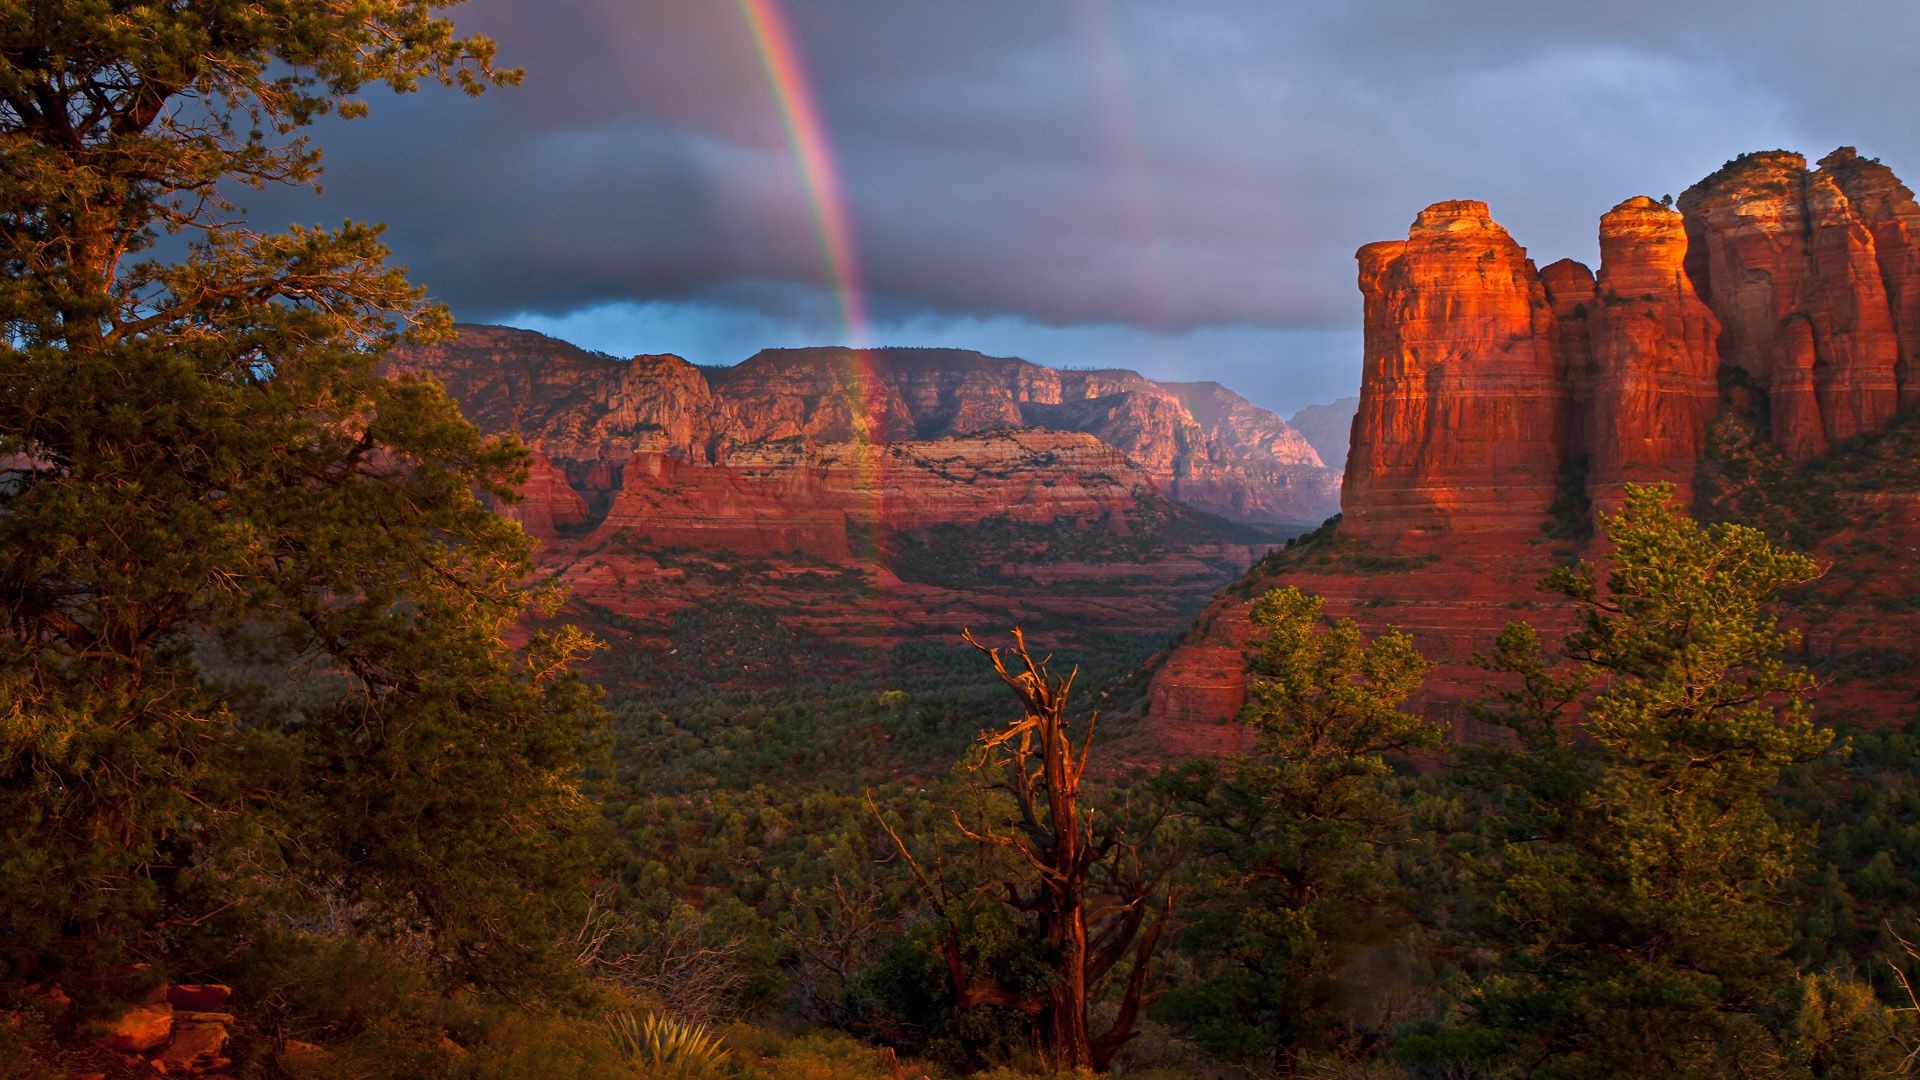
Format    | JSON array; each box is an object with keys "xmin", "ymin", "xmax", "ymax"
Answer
[
  {"xmin": 1538, "ymin": 257, "xmax": 1598, "ymax": 461},
  {"xmin": 1342, "ymin": 201, "xmax": 1569, "ymax": 544},
  {"xmin": 554, "ymin": 429, "xmax": 1274, "ymax": 651},
  {"xmin": 1679, "ymin": 148, "xmax": 1919, "ymax": 458},
  {"xmin": 1821, "ymin": 148, "xmax": 1920, "ymax": 410},
  {"xmin": 1584, "ymin": 196, "xmax": 1721, "ymax": 507},
  {"xmin": 386, "ymin": 328, "xmax": 1299, "ymax": 652},
  {"xmin": 502, "ymin": 451, "xmax": 591, "ymax": 540},
  {"xmin": 1804, "ymin": 170, "xmax": 1902, "ymax": 442},
  {"xmin": 588, "ymin": 431, "xmax": 1153, "ymax": 565},
  {"xmin": 1678, "ymin": 151, "xmax": 1810, "ymax": 392},
  {"xmin": 594, "ymin": 446, "xmax": 858, "ymax": 562},
  {"xmin": 391, "ymin": 330, "xmax": 1342, "ymax": 527},
  {"xmin": 1771, "ymin": 315, "xmax": 1827, "ymax": 460},
  {"xmin": 1149, "ymin": 147, "xmax": 1920, "ymax": 750}
]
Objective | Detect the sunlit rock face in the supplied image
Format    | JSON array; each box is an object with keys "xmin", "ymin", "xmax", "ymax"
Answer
[
  {"xmin": 588, "ymin": 432, "xmax": 1146, "ymax": 563},
  {"xmin": 384, "ymin": 327, "xmax": 1327, "ymax": 652},
  {"xmin": 388, "ymin": 328, "xmax": 1340, "ymax": 530},
  {"xmin": 1820, "ymin": 150, "xmax": 1920, "ymax": 413},
  {"xmin": 1584, "ymin": 196, "xmax": 1722, "ymax": 509},
  {"xmin": 1336, "ymin": 148, "xmax": 1920, "ymax": 543},
  {"xmin": 1680, "ymin": 148, "xmax": 1920, "ymax": 459},
  {"xmin": 502, "ymin": 451, "xmax": 592, "ymax": 538},
  {"xmin": 1341, "ymin": 201, "xmax": 1569, "ymax": 544},
  {"xmin": 1147, "ymin": 147, "xmax": 1920, "ymax": 748}
]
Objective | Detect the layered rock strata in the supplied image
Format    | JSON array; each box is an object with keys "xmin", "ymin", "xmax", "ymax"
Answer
[
  {"xmin": 388, "ymin": 328, "xmax": 1340, "ymax": 528},
  {"xmin": 1341, "ymin": 147, "xmax": 1920, "ymax": 547},
  {"xmin": 1341, "ymin": 201, "xmax": 1567, "ymax": 541},
  {"xmin": 1679, "ymin": 148, "xmax": 1920, "ymax": 458},
  {"xmin": 1149, "ymin": 146, "xmax": 1920, "ymax": 745},
  {"xmin": 388, "ymin": 329, "xmax": 1298, "ymax": 653}
]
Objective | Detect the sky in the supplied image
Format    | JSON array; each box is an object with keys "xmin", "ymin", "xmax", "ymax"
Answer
[{"xmin": 252, "ymin": 0, "xmax": 1920, "ymax": 416}]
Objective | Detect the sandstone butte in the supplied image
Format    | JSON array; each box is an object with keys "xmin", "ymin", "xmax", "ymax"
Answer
[
  {"xmin": 1148, "ymin": 147, "xmax": 1920, "ymax": 755},
  {"xmin": 387, "ymin": 330, "xmax": 1338, "ymax": 652}
]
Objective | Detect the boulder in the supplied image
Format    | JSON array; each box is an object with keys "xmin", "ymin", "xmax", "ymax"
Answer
[
  {"xmin": 163, "ymin": 985, "xmax": 231, "ymax": 1011},
  {"xmin": 154, "ymin": 1011, "xmax": 231, "ymax": 1074},
  {"xmin": 98, "ymin": 1002, "xmax": 172, "ymax": 1054}
]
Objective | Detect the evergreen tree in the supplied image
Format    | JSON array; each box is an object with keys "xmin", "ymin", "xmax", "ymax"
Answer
[
  {"xmin": 0, "ymin": 2, "xmax": 602, "ymax": 991},
  {"xmin": 1166, "ymin": 586, "xmax": 1441, "ymax": 1073},
  {"xmin": 1449, "ymin": 484, "xmax": 1834, "ymax": 1077}
]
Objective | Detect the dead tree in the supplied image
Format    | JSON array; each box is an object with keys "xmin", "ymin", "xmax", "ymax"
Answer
[{"xmin": 870, "ymin": 627, "xmax": 1176, "ymax": 1072}]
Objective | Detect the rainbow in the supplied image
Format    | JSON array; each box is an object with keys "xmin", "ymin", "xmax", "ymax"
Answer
[
  {"xmin": 735, "ymin": 0, "xmax": 893, "ymax": 579},
  {"xmin": 735, "ymin": 0, "xmax": 881, "ymax": 439}
]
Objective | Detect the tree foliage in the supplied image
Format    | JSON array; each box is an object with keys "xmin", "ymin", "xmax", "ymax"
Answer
[
  {"xmin": 0, "ymin": 1, "xmax": 600, "ymax": 992},
  {"xmin": 1165, "ymin": 586, "xmax": 1441, "ymax": 1072},
  {"xmin": 1453, "ymin": 483, "xmax": 1836, "ymax": 1077}
]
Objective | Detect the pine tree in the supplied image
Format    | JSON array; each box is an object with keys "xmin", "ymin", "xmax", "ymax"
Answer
[
  {"xmin": 1456, "ymin": 484, "xmax": 1833, "ymax": 1077},
  {"xmin": 0, "ymin": 2, "xmax": 602, "ymax": 991},
  {"xmin": 1166, "ymin": 586, "xmax": 1441, "ymax": 1072}
]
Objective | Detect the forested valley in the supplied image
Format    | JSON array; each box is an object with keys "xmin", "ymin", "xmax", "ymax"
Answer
[{"xmin": 8, "ymin": 2, "xmax": 1920, "ymax": 1078}]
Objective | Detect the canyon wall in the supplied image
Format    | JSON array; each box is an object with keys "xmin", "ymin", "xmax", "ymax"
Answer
[
  {"xmin": 388, "ymin": 328, "xmax": 1340, "ymax": 529},
  {"xmin": 1679, "ymin": 148, "xmax": 1920, "ymax": 458},
  {"xmin": 386, "ymin": 328, "xmax": 1307, "ymax": 654},
  {"xmin": 1287, "ymin": 396, "xmax": 1360, "ymax": 472}
]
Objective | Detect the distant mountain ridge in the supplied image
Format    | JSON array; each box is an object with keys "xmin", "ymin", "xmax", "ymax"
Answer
[
  {"xmin": 389, "ymin": 326, "xmax": 1341, "ymax": 526},
  {"xmin": 1286, "ymin": 396, "xmax": 1359, "ymax": 472},
  {"xmin": 384, "ymin": 325, "xmax": 1332, "ymax": 658}
]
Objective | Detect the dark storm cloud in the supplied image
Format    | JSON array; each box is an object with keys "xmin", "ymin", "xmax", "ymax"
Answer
[{"xmin": 251, "ymin": 0, "xmax": 1920, "ymax": 400}]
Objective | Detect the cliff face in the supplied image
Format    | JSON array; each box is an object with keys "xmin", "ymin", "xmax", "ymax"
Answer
[
  {"xmin": 589, "ymin": 432, "xmax": 1148, "ymax": 563},
  {"xmin": 1336, "ymin": 147, "xmax": 1920, "ymax": 544},
  {"xmin": 553, "ymin": 428, "xmax": 1275, "ymax": 652},
  {"xmin": 1342, "ymin": 202, "xmax": 1567, "ymax": 542},
  {"xmin": 1679, "ymin": 148, "xmax": 1920, "ymax": 458},
  {"xmin": 1287, "ymin": 396, "xmax": 1360, "ymax": 473},
  {"xmin": 390, "ymin": 330, "xmax": 1339, "ymax": 527},
  {"xmin": 390, "ymin": 328, "xmax": 1300, "ymax": 655},
  {"xmin": 1585, "ymin": 196, "xmax": 1723, "ymax": 506},
  {"xmin": 1147, "ymin": 146, "xmax": 1920, "ymax": 750}
]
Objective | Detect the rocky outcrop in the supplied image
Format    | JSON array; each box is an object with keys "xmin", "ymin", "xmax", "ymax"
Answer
[
  {"xmin": 1341, "ymin": 201, "xmax": 1568, "ymax": 543},
  {"xmin": 96, "ymin": 984, "xmax": 234, "ymax": 1075},
  {"xmin": 502, "ymin": 451, "xmax": 591, "ymax": 539},
  {"xmin": 1679, "ymin": 148, "xmax": 1920, "ymax": 458},
  {"xmin": 1335, "ymin": 148, "xmax": 1920, "ymax": 543},
  {"xmin": 1821, "ymin": 150, "xmax": 1920, "ymax": 412},
  {"xmin": 1147, "ymin": 146, "xmax": 1920, "ymax": 747},
  {"xmin": 1584, "ymin": 196, "xmax": 1722, "ymax": 506}
]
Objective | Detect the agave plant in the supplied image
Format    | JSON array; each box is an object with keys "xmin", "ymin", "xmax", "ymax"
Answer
[{"xmin": 606, "ymin": 1010, "xmax": 732, "ymax": 1077}]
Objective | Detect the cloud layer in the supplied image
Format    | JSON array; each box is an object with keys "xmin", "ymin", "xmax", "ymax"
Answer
[{"xmin": 250, "ymin": 0, "xmax": 1920, "ymax": 411}]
